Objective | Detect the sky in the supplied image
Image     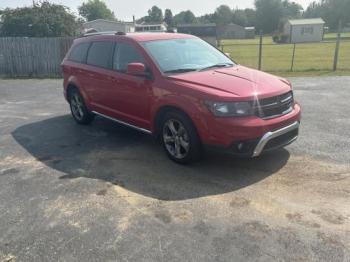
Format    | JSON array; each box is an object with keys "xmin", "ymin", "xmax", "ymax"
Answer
[{"xmin": 0, "ymin": 0, "xmax": 315, "ymax": 21}]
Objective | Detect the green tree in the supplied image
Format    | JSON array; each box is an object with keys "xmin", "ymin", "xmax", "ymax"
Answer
[
  {"xmin": 78, "ymin": 0, "xmax": 115, "ymax": 21},
  {"xmin": 214, "ymin": 5, "xmax": 233, "ymax": 26},
  {"xmin": 0, "ymin": 2, "xmax": 80, "ymax": 37},
  {"xmin": 137, "ymin": 6, "xmax": 163, "ymax": 24},
  {"xmin": 147, "ymin": 6, "xmax": 163, "ymax": 23},
  {"xmin": 282, "ymin": 0, "xmax": 303, "ymax": 18},
  {"xmin": 197, "ymin": 13, "xmax": 215, "ymax": 24},
  {"xmin": 255, "ymin": 0, "xmax": 283, "ymax": 33},
  {"xmin": 244, "ymin": 8, "xmax": 257, "ymax": 26},
  {"xmin": 304, "ymin": 0, "xmax": 350, "ymax": 30},
  {"xmin": 173, "ymin": 10, "xmax": 197, "ymax": 25},
  {"xmin": 232, "ymin": 9, "xmax": 248, "ymax": 26},
  {"xmin": 164, "ymin": 9, "xmax": 174, "ymax": 27}
]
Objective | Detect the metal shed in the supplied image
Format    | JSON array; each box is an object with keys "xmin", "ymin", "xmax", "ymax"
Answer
[{"xmin": 283, "ymin": 18, "xmax": 325, "ymax": 43}]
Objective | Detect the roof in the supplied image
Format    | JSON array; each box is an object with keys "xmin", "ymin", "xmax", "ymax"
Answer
[
  {"xmin": 76, "ymin": 32, "xmax": 195, "ymax": 43},
  {"xmin": 127, "ymin": 32, "xmax": 193, "ymax": 41},
  {"xmin": 176, "ymin": 23, "xmax": 217, "ymax": 37},
  {"xmin": 288, "ymin": 18, "xmax": 325, "ymax": 25}
]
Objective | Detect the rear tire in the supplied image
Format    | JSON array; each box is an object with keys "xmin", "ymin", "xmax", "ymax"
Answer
[
  {"xmin": 69, "ymin": 88, "xmax": 95, "ymax": 125},
  {"xmin": 160, "ymin": 110, "xmax": 202, "ymax": 164}
]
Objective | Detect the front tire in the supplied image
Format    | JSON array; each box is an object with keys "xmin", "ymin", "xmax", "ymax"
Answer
[
  {"xmin": 69, "ymin": 88, "xmax": 94, "ymax": 125},
  {"xmin": 161, "ymin": 111, "xmax": 202, "ymax": 164}
]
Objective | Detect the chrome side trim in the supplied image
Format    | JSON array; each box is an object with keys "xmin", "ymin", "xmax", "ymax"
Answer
[
  {"xmin": 252, "ymin": 121, "xmax": 299, "ymax": 157},
  {"xmin": 92, "ymin": 111, "xmax": 152, "ymax": 134}
]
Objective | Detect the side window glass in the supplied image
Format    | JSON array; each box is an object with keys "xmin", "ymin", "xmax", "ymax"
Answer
[
  {"xmin": 68, "ymin": 42, "xmax": 90, "ymax": 63},
  {"xmin": 87, "ymin": 41, "xmax": 115, "ymax": 69},
  {"xmin": 113, "ymin": 42, "xmax": 145, "ymax": 72}
]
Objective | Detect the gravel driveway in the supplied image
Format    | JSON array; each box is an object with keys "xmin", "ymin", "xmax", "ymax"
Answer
[{"xmin": 0, "ymin": 77, "xmax": 349, "ymax": 262}]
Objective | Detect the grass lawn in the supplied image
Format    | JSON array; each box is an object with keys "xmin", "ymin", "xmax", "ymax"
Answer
[
  {"xmin": 220, "ymin": 33, "xmax": 350, "ymax": 76},
  {"xmin": 323, "ymin": 32, "xmax": 350, "ymax": 40}
]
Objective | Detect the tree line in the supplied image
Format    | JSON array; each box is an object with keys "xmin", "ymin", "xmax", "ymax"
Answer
[{"xmin": 0, "ymin": 0, "xmax": 349, "ymax": 37}]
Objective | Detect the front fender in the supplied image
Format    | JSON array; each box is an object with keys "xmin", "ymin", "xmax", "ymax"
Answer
[{"xmin": 151, "ymin": 94, "xmax": 210, "ymax": 142}]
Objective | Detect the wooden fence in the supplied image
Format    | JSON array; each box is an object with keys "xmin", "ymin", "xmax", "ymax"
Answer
[{"xmin": 0, "ymin": 37, "xmax": 74, "ymax": 77}]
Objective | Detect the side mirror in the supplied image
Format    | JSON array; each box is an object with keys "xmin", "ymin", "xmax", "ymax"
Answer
[{"xmin": 127, "ymin": 63, "xmax": 148, "ymax": 77}]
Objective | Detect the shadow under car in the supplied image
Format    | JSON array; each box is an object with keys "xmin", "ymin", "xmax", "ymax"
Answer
[{"xmin": 12, "ymin": 115, "xmax": 290, "ymax": 201}]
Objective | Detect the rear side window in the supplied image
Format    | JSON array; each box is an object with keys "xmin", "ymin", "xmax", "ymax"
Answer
[
  {"xmin": 68, "ymin": 42, "xmax": 90, "ymax": 63},
  {"xmin": 113, "ymin": 42, "xmax": 145, "ymax": 72},
  {"xmin": 87, "ymin": 41, "xmax": 115, "ymax": 69}
]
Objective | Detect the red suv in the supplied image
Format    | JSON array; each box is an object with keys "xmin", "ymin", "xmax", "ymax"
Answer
[{"xmin": 62, "ymin": 32, "xmax": 301, "ymax": 164}]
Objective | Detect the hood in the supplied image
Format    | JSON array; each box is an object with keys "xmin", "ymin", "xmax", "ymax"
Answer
[{"xmin": 167, "ymin": 65, "xmax": 291, "ymax": 100}]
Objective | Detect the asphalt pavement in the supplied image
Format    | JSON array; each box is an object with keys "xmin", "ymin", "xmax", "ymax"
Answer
[{"xmin": 0, "ymin": 77, "xmax": 349, "ymax": 262}]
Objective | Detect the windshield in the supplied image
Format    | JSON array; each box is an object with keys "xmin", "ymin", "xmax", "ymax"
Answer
[{"xmin": 142, "ymin": 38, "xmax": 235, "ymax": 74}]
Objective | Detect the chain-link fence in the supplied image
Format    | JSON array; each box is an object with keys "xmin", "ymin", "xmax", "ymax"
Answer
[
  {"xmin": 220, "ymin": 38, "xmax": 350, "ymax": 73},
  {"xmin": 0, "ymin": 36, "xmax": 349, "ymax": 77}
]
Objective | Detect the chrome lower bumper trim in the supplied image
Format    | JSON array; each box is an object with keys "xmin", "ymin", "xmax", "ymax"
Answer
[{"xmin": 252, "ymin": 121, "xmax": 299, "ymax": 157}]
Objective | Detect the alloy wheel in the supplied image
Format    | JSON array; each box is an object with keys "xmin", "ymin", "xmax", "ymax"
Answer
[
  {"xmin": 163, "ymin": 119, "xmax": 190, "ymax": 159},
  {"xmin": 71, "ymin": 93, "xmax": 84, "ymax": 121}
]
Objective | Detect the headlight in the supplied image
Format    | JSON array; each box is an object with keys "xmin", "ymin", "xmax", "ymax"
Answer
[{"xmin": 205, "ymin": 101, "xmax": 253, "ymax": 117}]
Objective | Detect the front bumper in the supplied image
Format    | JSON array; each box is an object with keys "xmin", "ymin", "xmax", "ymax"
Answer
[
  {"xmin": 252, "ymin": 121, "xmax": 299, "ymax": 157},
  {"xmin": 205, "ymin": 121, "xmax": 300, "ymax": 157}
]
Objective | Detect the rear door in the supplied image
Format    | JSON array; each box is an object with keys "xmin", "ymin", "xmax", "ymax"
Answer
[
  {"xmin": 63, "ymin": 42, "xmax": 91, "ymax": 96},
  {"xmin": 84, "ymin": 40, "xmax": 116, "ymax": 112}
]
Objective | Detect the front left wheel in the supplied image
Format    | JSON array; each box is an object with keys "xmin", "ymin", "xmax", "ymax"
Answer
[
  {"xmin": 69, "ymin": 88, "xmax": 95, "ymax": 125},
  {"xmin": 160, "ymin": 111, "xmax": 202, "ymax": 164}
]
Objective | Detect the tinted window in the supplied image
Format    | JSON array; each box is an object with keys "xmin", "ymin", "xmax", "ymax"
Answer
[
  {"xmin": 87, "ymin": 41, "xmax": 115, "ymax": 69},
  {"xmin": 68, "ymin": 42, "xmax": 90, "ymax": 63},
  {"xmin": 113, "ymin": 42, "xmax": 145, "ymax": 72}
]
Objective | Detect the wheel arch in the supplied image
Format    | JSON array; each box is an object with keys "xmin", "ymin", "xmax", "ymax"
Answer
[
  {"xmin": 154, "ymin": 105, "xmax": 185, "ymax": 136},
  {"xmin": 66, "ymin": 82, "xmax": 78, "ymax": 101},
  {"xmin": 65, "ymin": 80, "xmax": 91, "ymax": 110},
  {"xmin": 152, "ymin": 100, "xmax": 209, "ymax": 142}
]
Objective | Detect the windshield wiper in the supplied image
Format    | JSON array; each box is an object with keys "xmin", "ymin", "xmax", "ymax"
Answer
[
  {"xmin": 164, "ymin": 68, "xmax": 199, "ymax": 74},
  {"xmin": 199, "ymin": 63, "xmax": 234, "ymax": 71}
]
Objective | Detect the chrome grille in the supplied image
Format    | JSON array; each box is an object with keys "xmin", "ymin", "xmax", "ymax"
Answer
[{"xmin": 254, "ymin": 91, "xmax": 294, "ymax": 119}]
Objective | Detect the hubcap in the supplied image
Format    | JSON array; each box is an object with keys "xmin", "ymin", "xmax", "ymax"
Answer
[
  {"xmin": 71, "ymin": 93, "xmax": 84, "ymax": 120},
  {"xmin": 163, "ymin": 119, "xmax": 190, "ymax": 159}
]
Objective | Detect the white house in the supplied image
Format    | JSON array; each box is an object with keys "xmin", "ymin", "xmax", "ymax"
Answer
[
  {"xmin": 283, "ymin": 18, "xmax": 325, "ymax": 43},
  {"xmin": 82, "ymin": 19, "xmax": 135, "ymax": 34},
  {"xmin": 135, "ymin": 22, "xmax": 167, "ymax": 32}
]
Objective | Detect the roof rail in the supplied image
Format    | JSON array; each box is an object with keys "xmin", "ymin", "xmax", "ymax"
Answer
[{"xmin": 82, "ymin": 31, "xmax": 126, "ymax": 37}]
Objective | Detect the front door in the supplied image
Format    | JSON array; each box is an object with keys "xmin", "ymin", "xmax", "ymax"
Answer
[{"xmin": 108, "ymin": 41, "xmax": 152, "ymax": 130}]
